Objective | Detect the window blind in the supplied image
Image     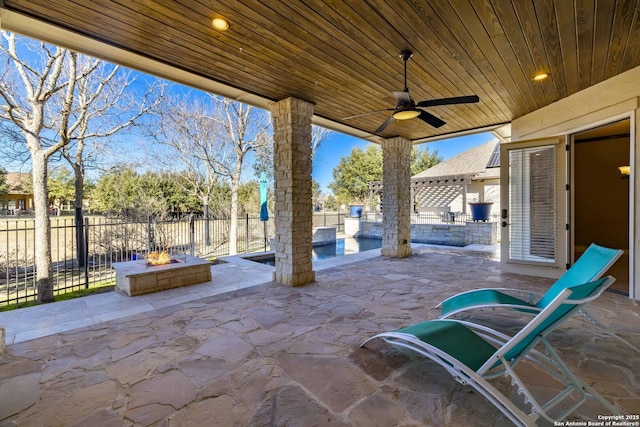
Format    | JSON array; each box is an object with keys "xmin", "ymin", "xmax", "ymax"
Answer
[{"xmin": 509, "ymin": 145, "xmax": 556, "ymax": 263}]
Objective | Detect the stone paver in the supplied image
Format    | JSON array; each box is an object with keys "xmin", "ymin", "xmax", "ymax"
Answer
[{"xmin": 0, "ymin": 245, "xmax": 638, "ymax": 426}]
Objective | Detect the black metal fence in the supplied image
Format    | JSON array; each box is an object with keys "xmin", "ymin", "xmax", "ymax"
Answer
[
  {"xmin": 2, "ymin": 210, "xmax": 499, "ymax": 306},
  {"xmin": 0, "ymin": 212, "xmax": 346, "ymax": 306},
  {"xmin": 363, "ymin": 211, "xmax": 501, "ymax": 225}
]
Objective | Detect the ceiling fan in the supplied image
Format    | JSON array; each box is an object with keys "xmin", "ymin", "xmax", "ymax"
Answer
[{"xmin": 344, "ymin": 50, "xmax": 480, "ymax": 134}]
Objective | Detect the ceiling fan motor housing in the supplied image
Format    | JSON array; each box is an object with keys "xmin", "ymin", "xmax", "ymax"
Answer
[{"xmin": 344, "ymin": 49, "xmax": 479, "ymax": 134}]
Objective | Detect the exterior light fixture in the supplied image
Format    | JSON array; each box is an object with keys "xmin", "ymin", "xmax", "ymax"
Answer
[
  {"xmin": 619, "ymin": 165, "xmax": 631, "ymax": 178},
  {"xmin": 212, "ymin": 17, "xmax": 229, "ymax": 31},
  {"xmin": 393, "ymin": 107, "xmax": 420, "ymax": 120},
  {"xmin": 533, "ymin": 72, "xmax": 549, "ymax": 81}
]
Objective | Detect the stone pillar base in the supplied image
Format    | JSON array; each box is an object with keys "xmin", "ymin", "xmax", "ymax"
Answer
[
  {"xmin": 273, "ymin": 270, "xmax": 316, "ymax": 287},
  {"xmin": 381, "ymin": 240, "xmax": 412, "ymax": 258}
]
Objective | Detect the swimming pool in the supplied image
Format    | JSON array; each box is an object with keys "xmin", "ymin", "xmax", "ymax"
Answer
[{"xmin": 246, "ymin": 236, "xmax": 383, "ymax": 266}]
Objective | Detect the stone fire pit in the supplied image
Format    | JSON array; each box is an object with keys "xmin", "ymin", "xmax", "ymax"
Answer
[{"xmin": 112, "ymin": 254, "xmax": 212, "ymax": 296}]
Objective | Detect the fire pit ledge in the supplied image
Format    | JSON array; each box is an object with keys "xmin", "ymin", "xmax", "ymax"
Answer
[{"xmin": 112, "ymin": 254, "xmax": 212, "ymax": 297}]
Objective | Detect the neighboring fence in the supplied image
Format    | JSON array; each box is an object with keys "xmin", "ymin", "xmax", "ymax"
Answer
[
  {"xmin": 363, "ymin": 211, "xmax": 500, "ymax": 225},
  {"xmin": 312, "ymin": 211, "xmax": 346, "ymax": 232}
]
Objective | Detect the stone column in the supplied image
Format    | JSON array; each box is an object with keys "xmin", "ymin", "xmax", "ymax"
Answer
[
  {"xmin": 381, "ymin": 137, "xmax": 413, "ymax": 258},
  {"xmin": 270, "ymin": 97, "xmax": 315, "ymax": 286}
]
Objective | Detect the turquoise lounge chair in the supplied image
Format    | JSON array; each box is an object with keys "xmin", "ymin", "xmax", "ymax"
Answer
[
  {"xmin": 437, "ymin": 243, "xmax": 637, "ymax": 351},
  {"xmin": 361, "ymin": 276, "xmax": 622, "ymax": 426}
]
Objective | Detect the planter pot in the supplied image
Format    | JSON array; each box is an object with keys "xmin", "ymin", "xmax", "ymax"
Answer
[
  {"xmin": 468, "ymin": 202, "xmax": 493, "ymax": 222},
  {"xmin": 349, "ymin": 205, "xmax": 364, "ymax": 218}
]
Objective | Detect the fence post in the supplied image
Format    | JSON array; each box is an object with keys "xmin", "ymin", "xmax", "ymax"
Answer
[
  {"xmin": 84, "ymin": 217, "xmax": 89, "ymax": 289},
  {"xmin": 189, "ymin": 214, "xmax": 195, "ymax": 256},
  {"xmin": 204, "ymin": 205, "xmax": 211, "ymax": 246},
  {"xmin": 323, "ymin": 211, "xmax": 326, "ymax": 227},
  {"xmin": 147, "ymin": 215, "xmax": 152, "ymax": 253},
  {"xmin": 263, "ymin": 220, "xmax": 268, "ymax": 252},
  {"xmin": 245, "ymin": 213, "xmax": 250, "ymax": 253},
  {"xmin": 75, "ymin": 207, "xmax": 85, "ymax": 268}
]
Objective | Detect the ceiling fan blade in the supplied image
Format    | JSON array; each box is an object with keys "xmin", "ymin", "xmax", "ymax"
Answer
[
  {"xmin": 375, "ymin": 115, "xmax": 395, "ymax": 133},
  {"xmin": 342, "ymin": 108, "xmax": 394, "ymax": 120},
  {"xmin": 417, "ymin": 95, "xmax": 480, "ymax": 108},
  {"xmin": 393, "ymin": 91, "xmax": 412, "ymax": 105},
  {"xmin": 417, "ymin": 110, "xmax": 446, "ymax": 128}
]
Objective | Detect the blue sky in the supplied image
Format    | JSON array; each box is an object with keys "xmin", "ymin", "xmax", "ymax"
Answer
[
  {"xmin": 1, "ymin": 32, "xmax": 495, "ymax": 194},
  {"xmin": 312, "ymin": 131, "xmax": 495, "ymax": 193}
]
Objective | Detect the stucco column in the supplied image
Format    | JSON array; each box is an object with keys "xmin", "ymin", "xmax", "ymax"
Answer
[
  {"xmin": 270, "ymin": 97, "xmax": 315, "ymax": 286},
  {"xmin": 381, "ymin": 136, "xmax": 413, "ymax": 258}
]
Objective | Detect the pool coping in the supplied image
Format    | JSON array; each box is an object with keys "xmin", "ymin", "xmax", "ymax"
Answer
[{"xmin": 223, "ymin": 240, "xmax": 500, "ymax": 272}]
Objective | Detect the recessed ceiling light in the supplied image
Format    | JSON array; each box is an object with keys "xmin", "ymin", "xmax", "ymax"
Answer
[
  {"xmin": 212, "ymin": 17, "xmax": 229, "ymax": 31},
  {"xmin": 533, "ymin": 72, "xmax": 549, "ymax": 81}
]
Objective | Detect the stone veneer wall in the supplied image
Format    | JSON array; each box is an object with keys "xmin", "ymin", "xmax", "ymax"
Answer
[
  {"xmin": 464, "ymin": 221, "xmax": 498, "ymax": 245},
  {"xmin": 360, "ymin": 221, "xmax": 497, "ymax": 246},
  {"xmin": 381, "ymin": 137, "xmax": 412, "ymax": 257},
  {"xmin": 344, "ymin": 217, "xmax": 361, "ymax": 237},
  {"xmin": 113, "ymin": 256, "xmax": 213, "ymax": 297},
  {"xmin": 312, "ymin": 227, "xmax": 336, "ymax": 245},
  {"xmin": 271, "ymin": 98, "xmax": 315, "ymax": 286}
]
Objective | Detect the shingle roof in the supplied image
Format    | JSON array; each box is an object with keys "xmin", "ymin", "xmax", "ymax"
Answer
[
  {"xmin": 4, "ymin": 172, "xmax": 31, "ymax": 194},
  {"xmin": 412, "ymin": 139, "xmax": 500, "ymax": 180}
]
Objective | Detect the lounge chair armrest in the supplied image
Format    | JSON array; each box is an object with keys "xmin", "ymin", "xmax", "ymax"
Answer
[{"xmin": 436, "ymin": 287, "xmax": 544, "ymax": 308}]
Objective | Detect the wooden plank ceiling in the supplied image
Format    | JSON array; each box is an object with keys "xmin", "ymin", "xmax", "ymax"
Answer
[{"xmin": 2, "ymin": 0, "xmax": 640, "ymax": 142}]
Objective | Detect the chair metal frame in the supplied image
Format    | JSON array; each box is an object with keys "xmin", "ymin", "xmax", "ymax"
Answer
[
  {"xmin": 361, "ymin": 276, "xmax": 623, "ymax": 426},
  {"xmin": 436, "ymin": 243, "xmax": 638, "ymax": 351}
]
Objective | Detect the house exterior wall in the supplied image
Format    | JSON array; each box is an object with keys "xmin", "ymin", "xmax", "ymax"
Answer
[
  {"xmin": 510, "ymin": 64, "xmax": 640, "ymax": 299},
  {"xmin": 1, "ymin": 173, "xmax": 34, "ymax": 213},
  {"xmin": 0, "ymin": 194, "xmax": 33, "ymax": 212}
]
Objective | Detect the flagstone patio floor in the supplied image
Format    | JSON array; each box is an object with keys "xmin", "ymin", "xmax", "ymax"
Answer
[{"xmin": 0, "ymin": 244, "xmax": 639, "ymax": 426}]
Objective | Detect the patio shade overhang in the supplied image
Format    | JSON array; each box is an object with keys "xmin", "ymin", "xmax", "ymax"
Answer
[{"xmin": 2, "ymin": 1, "xmax": 640, "ymax": 143}]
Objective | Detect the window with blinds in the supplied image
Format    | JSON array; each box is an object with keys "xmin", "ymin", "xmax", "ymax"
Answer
[{"xmin": 509, "ymin": 145, "xmax": 556, "ymax": 263}]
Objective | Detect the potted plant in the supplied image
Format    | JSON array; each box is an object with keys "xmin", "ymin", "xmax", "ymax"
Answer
[{"xmin": 468, "ymin": 200, "xmax": 493, "ymax": 222}]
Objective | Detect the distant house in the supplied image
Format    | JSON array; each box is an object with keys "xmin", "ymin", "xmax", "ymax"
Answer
[
  {"xmin": 0, "ymin": 172, "xmax": 33, "ymax": 215},
  {"xmin": 366, "ymin": 139, "xmax": 501, "ymax": 218},
  {"xmin": 411, "ymin": 139, "xmax": 500, "ymax": 216}
]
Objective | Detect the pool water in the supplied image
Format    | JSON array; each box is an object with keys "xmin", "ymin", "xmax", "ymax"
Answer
[
  {"xmin": 314, "ymin": 236, "xmax": 382, "ymax": 260},
  {"xmin": 249, "ymin": 237, "xmax": 382, "ymax": 266}
]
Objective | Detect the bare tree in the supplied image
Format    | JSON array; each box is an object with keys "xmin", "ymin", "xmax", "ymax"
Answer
[
  {"xmin": 254, "ymin": 124, "xmax": 333, "ymax": 178},
  {"xmin": 0, "ymin": 32, "xmax": 161, "ymax": 301},
  {"xmin": 151, "ymin": 94, "xmax": 226, "ymax": 246},
  {"xmin": 151, "ymin": 92, "xmax": 271, "ymax": 255},
  {"xmin": 53, "ymin": 56, "xmax": 163, "ymax": 266},
  {"xmin": 0, "ymin": 32, "xmax": 77, "ymax": 302},
  {"xmin": 311, "ymin": 126, "xmax": 332, "ymax": 160},
  {"xmin": 214, "ymin": 97, "xmax": 271, "ymax": 254}
]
